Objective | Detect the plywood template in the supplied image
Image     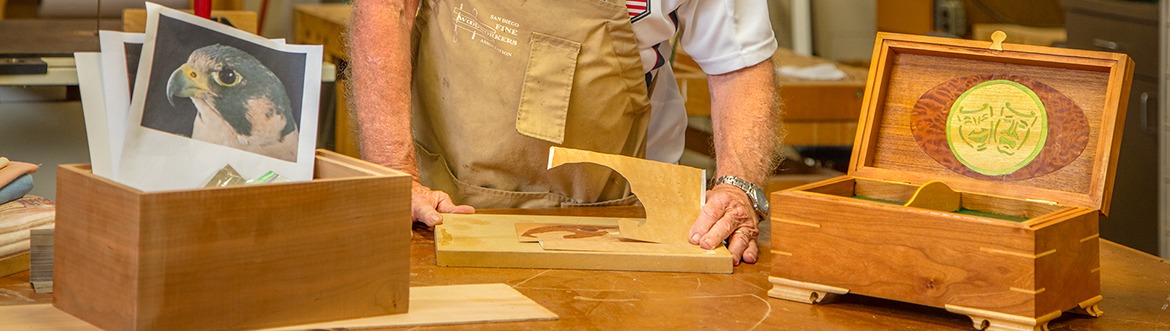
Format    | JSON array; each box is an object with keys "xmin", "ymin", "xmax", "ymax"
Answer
[
  {"xmin": 547, "ymin": 146, "xmax": 705, "ymax": 244},
  {"xmin": 435, "ymin": 147, "xmax": 728, "ymax": 273},
  {"xmin": 0, "ymin": 284, "xmax": 557, "ymax": 330}
]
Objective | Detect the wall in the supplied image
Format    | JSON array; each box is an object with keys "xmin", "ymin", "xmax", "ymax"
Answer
[{"xmin": 0, "ymin": 99, "xmax": 90, "ymax": 200}]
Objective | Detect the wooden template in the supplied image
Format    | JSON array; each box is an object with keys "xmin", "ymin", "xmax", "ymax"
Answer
[
  {"xmin": 0, "ymin": 284, "xmax": 557, "ymax": 330},
  {"xmin": 547, "ymin": 146, "xmax": 705, "ymax": 244},
  {"xmin": 769, "ymin": 32, "xmax": 1133, "ymax": 331},
  {"xmin": 52, "ymin": 150, "xmax": 412, "ymax": 331},
  {"xmin": 435, "ymin": 147, "xmax": 729, "ymax": 273}
]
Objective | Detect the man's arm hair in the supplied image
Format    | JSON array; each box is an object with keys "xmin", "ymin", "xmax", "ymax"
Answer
[
  {"xmin": 347, "ymin": 0, "xmax": 422, "ymax": 180},
  {"xmin": 708, "ymin": 59, "xmax": 784, "ymax": 186}
]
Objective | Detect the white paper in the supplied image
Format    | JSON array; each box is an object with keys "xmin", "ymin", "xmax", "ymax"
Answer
[
  {"xmin": 117, "ymin": 3, "xmax": 322, "ymax": 192},
  {"xmin": 94, "ymin": 31, "xmax": 146, "ymax": 179},
  {"xmin": 75, "ymin": 52, "xmax": 114, "ymax": 178}
]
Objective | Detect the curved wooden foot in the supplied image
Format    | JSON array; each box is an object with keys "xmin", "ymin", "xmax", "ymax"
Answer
[
  {"xmin": 767, "ymin": 277, "xmax": 849, "ymax": 304},
  {"xmin": 946, "ymin": 305, "xmax": 1061, "ymax": 331},
  {"xmin": 1070, "ymin": 295, "xmax": 1104, "ymax": 317}
]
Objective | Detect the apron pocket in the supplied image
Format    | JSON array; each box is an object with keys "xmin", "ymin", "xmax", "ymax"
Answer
[{"xmin": 515, "ymin": 32, "xmax": 581, "ymax": 145}]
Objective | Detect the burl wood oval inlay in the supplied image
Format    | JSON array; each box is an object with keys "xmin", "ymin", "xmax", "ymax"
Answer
[{"xmin": 912, "ymin": 75, "xmax": 1089, "ymax": 181}]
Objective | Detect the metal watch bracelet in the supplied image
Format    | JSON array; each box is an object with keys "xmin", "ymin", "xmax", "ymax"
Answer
[{"xmin": 710, "ymin": 175, "xmax": 770, "ymax": 219}]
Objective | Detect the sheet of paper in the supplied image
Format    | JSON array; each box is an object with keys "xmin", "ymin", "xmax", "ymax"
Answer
[
  {"xmin": 117, "ymin": 3, "xmax": 322, "ymax": 191},
  {"xmin": 75, "ymin": 52, "xmax": 114, "ymax": 178},
  {"xmin": 85, "ymin": 31, "xmax": 147, "ymax": 180}
]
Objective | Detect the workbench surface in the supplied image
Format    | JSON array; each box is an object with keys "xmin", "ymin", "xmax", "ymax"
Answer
[{"xmin": 1, "ymin": 207, "xmax": 1167, "ymax": 330}]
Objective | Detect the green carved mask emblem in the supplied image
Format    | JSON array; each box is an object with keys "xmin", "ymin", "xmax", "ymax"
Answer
[{"xmin": 945, "ymin": 80, "xmax": 1048, "ymax": 176}]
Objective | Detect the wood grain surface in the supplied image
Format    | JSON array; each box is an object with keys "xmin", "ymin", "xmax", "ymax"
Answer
[
  {"xmin": 0, "ymin": 206, "xmax": 1167, "ymax": 330},
  {"xmin": 435, "ymin": 213, "xmax": 731, "ymax": 273},
  {"xmin": 911, "ymin": 75, "xmax": 1090, "ymax": 180},
  {"xmin": 850, "ymin": 33, "xmax": 1133, "ymax": 212},
  {"xmin": 52, "ymin": 150, "xmax": 411, "ymax": 330},
  {"xmin": 0, "ymin": 284, "xmax": 557, "ymax": 330}
]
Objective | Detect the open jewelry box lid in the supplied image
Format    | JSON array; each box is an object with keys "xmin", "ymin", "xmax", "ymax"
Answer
[{"xmin": 847, "ymin": 32, "xmax": 1134, "ymax": 214}]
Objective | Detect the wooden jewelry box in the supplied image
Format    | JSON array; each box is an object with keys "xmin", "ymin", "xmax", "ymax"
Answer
[
  {"xmin": 768, "ymin": 32, "xmax": 1133, "ymax": 331},
  {"xmin": 52, "ymin": 150, "xmax": 412, "ymax": 330}
]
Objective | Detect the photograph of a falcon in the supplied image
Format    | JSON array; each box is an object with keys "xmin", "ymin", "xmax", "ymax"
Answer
[{"xmin": 165, "ymin": 44, "xmax": 298, "ymax": 162}]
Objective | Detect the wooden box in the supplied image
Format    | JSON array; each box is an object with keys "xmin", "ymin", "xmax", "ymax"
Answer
[
  {"xmin": 52, "ymin": 150, "xmax": 411, "ymax": 330},
  {"xmin": 768, "ymin": 32, "xmax": 1133, "ymax": 331}
]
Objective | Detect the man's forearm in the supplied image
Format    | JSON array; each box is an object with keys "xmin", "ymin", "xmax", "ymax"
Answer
[
  {"xmin": 708, "ymin": 60, "xmax": 782, "ymax": 186},
  {"xmin": 348, "ymin": 0, "xmax": 420, "ymax": 179}
]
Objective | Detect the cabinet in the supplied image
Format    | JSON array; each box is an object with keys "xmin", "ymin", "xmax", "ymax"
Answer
[{"xmin": 1065, "ymin": 0, "xmax": 1161, "ymax": 256}]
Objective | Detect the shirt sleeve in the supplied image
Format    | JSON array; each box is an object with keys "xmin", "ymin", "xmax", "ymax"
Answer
[{"xmin": 676, "ymin": 0, "xmax": 778, "ymax": 75}]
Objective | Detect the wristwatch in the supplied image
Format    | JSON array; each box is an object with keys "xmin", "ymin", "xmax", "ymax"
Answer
[{"xmin": 710, "ymin": 175, "xmax": 770, "ymax": 220}]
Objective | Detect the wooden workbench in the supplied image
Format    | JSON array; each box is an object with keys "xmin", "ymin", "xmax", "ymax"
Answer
[{"xmin": 1, "ymin": 206, "xmax": 1167, "ymax": 330}]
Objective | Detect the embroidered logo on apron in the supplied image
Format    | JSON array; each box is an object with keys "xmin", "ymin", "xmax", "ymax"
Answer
[
  {"xmin": 452, "ymin": 3, "xmax": 521, "ymax": 57},
  {"xmin": 627, "ymin": 0, "xmax": 651, "ymax": 22}
]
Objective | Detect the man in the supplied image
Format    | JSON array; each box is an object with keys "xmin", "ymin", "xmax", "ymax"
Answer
[{"xmin": 348, "ymin": 0, "xmax": 781, "ymax": 265}]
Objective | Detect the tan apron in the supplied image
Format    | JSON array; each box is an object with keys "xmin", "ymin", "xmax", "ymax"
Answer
[{"xmin": 411, "ymin": 0, "xmax": 652, "ymax": 208}]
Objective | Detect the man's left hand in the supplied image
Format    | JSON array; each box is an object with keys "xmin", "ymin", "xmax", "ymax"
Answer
[{"xmin": 689, "ymin": 184, "xmax": 760, "ymax": 265}]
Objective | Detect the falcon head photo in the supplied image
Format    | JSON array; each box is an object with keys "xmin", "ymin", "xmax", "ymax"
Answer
[{"xmin": 165, "ymin": 44, "xmax": 299, "ymax": 161}]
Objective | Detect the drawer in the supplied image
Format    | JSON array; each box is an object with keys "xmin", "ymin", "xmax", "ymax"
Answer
[{"xmin": 1065, "ymin": 11, "xmax": 1159, "ymax": 80}]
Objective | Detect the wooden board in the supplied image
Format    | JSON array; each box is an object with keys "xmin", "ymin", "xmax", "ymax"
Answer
[
  {"xmin": 437, "ymin": 213, "xmax": 732, "ymax": 274},
  {"xmin": 0, "ymin": 284, "xmax": 557, "ymax": 330}
]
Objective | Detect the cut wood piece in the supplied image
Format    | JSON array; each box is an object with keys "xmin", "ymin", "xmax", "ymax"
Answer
[
  {"xmin": 0, "ymin": 284, "xmax": 557, "ymax": 331},
  {"xmin": 903, "ymin": 180, "xmax": 960, "ymax": 212},
  {"xmin": 267, "ymin": 284, "xmax": 558, "ymax": 330},
  {"xmin": 438, "ymin": 213, "xmax": 732, "ymax": 273},
  {"xmin": 547, "ymin": 146, "xmax": 705, "ymax": 245}
]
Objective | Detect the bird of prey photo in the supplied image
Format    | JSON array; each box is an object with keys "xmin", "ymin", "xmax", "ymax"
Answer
[{"xmin": 166, "ymin": 44, "xmax": 299, "ymax": 162}]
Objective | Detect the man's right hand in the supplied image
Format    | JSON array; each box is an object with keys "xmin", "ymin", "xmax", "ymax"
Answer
[{"xmin": 411, "ymin": 181, "xmax": 475, "ymax": 227}]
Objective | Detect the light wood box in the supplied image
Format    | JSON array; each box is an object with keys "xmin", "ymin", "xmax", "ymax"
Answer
[
  {"xmin": 768, "ymin": 32, "xmax": 1133, "ymax": 331},
  {"xmin": 52, "ymin": 150, "xmax": 412, "ymax": 330}
]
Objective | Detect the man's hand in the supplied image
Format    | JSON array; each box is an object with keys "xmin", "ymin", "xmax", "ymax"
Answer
[
  {"xmin": 411, "ymin": 181, "xmax": 474, "ymax": 227},
  {"xmin": 689, "ymin": 184, "xmax": 760, "ymax": 265}
]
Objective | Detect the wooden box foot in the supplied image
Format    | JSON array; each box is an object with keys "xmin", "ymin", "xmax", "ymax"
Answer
[
  {"xmin": 946, "ymin": 305, "xmax": 1062, "ymax": 331},
  {"xmin": 767, "ymin": 277, "xmax": 849, "ymax": 304},
  {"xmin": 1069, "ymin": 295, "xmax": 1104, "ymax": 317}
]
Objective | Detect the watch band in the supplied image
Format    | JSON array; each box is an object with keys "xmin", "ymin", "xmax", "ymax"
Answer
[{"xmin": 710, "ymin": 175, "xmax": 770, "ymax": 219}]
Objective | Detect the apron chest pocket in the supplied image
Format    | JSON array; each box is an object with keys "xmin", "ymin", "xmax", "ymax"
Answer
[{"xmin": 515, "ymin": 32, "xmax": 581, "ymax": 145}]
